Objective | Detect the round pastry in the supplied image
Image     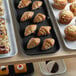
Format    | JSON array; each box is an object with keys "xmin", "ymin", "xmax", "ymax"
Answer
[
  {"xmin": 67, "ymin": 0, "xmax": 75, "ymax": 3},
  {"xmin": 53, "ymin": 0, "xmax": 67, "ymax": 10},
  {"xmin": 59, "ymin": 10, "xmax": 74, "ymax": 24},
  {"xmin": 70, "ymin": 2, "xmax": 76, "ymax": 16},
  {"xmin": 64, "ymin": 25, "xmax": 76, "ymax": 41}
]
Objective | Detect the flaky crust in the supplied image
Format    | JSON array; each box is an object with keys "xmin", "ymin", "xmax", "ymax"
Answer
[
  {"xmin": 24, "ymin": 24, "xmax": 37, "ymax": 36},
  {"xmin": 37, "ymin": 26, "xmax": 51, "ymax": 36},
  {"xmin": 21, "ymin": 11, "xmax": 34, "ymax": 22},
  {"xmin": 18, "ymin": 0, "xmax": 31, "ymax": 9},
  {"xmin": 33, "ymin": 13, "xmax": 46, "ymax": 23},
  {"xmin": 32, "ymin": 1, "xmax": 43, "ymax": 10}
]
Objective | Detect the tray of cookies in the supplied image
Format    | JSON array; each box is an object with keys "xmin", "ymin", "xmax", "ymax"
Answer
[
  {"xmin": 48, "ymin": 0, "xmax": 76, "ymax": 50},
  {"xmin": 0, "ymin": 0, "xmax": 18, "ymax": 58},
  {"xmin": 10, "ymin": 0, "xmax": 60, "ymax": 55}
]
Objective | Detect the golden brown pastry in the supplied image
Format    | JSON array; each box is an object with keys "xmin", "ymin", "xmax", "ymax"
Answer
[
  {"xmin": 18, "ymin": 0, "xmax": 32, "ymax": 9},
  {"xmin": 42, "ymin": 38, "xmax": 55, "ymax": 50},
  {"xmin": 33, "ymin": 13, "xmax": 46, "ymax": 23},
  {"xmin": 21, "ymin": 11, "xmax": 34, "ymax": 22},
  {"xmin": 27, "ymin": 38, "xmax": 40, "ymax": 49},
  {"xmin": 24, "ymin": 24, "xmax": 37, "ymax": 36},
  {"xmin": 32, "ymin": 1, "xmax": 43, "ymax": 10},
  {"xmin": 37, "ymin": 26, "xmax": 51, "ymax": 36}
]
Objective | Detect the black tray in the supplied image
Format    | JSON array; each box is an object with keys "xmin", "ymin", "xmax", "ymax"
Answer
[
  {"xmin": 11, "ymin": 0, "xmax": 60, "ymax": 55},
  {"xmin": 8, "ymin": 63, "xmax": 34, "ymax": 76}
]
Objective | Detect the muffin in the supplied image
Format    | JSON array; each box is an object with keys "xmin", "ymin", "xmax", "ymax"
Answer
[
  {"xmin": 14, "ymin": 64, "xmax": 27, "ymax": 74},
  {"xmin": 18, "ymin": 0, "xmax": 31, "ymax": 9},
  {"xmin": 53, "ymin": 0, "xmax": 67, "ymax": 10},
  {"xmin": 64, "ymin": 25, "xmax": 76, "ymax": 41},
  {"xmin": 21, "ymin": 11, "xmax": 34, "ymax": 22},
  {"xmin": 24, "ymin": 24, "xmax": 37, "ymax": 36},
  {"xmin": 0, "ymin": 66, "xmax": 9, "ymax": 75},
  {"xmin": 37, "ymin": 26, "xmax": 51, "ymax": 36},
  {"xmin": 59, "ymin": 10, "xmax": 74, "ymax": 24},
  {"xmin": 32, "ymin": 1, "xmax": 43, "ymax": 10},
  {"xmin": 33, "ymin": 13, "xmax": 46, "ymax": 23},
  {"xmin": 42, "ymin": 38, "xmax": 55, "ymax": 50},
  {"xmin": 70, "ymin": 2, "xmax": 76, "ymax": 16},
  {"xmin": 27, "ymin": 38, "xmax": 40, "ymax": 49},
  {"xmin": 67, "ymin": 0, "xmax": 75, "ymax": 3}
]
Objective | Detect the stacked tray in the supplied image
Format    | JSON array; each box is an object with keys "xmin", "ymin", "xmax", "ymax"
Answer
[
  {"xmin": 48, "ymin": 0, "xmax": 76, "ymax": 50},
  {"xmin": 11, "ymin": 0, "xmax": 60, "ymax": 55},
  {"xmin": 0, "ymin": 0, "xmax": 18, "ymax": 58}
]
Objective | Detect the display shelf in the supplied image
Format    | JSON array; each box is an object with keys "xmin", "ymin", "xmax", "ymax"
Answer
[{"xmin": 0, "ymin": 0, "xmax": 76, "ymax": 65}]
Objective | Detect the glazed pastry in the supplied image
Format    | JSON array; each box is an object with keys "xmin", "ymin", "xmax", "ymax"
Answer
[
  {"xmin": 27, "ymin": 38, "xmax": 40, "ymax": 49},
  {"xmin": 53, "ymin": 0, "xmax": 67, "ymax": 10},
  {"xmin": 67, "ymin": 0, "xmax": 75, "ymax": 3},
  {"xmin": 0, "ymin": 66, "xmax": 9, "ymax": 75},
  {"xmin": 32, "ymin": 1, "xmax": 43, "ymax": 10},
  {"xmin": 42, "ymin": 38, "xmax": 55, "ymax": 50},
  {"xmin": 64, "ymin": 25, "xmax": 76, "ymax": 41},
  {"xmin": 0, "ymin": 36, "xmax": 10, "ymax": 54},
  {"xmin": 33, "ymin": 13, "xmax": 46, "ymax": 23},
  {"xmin": 21, "ymin": 11, "xmax": 34, "ymax": 22},
  {"xmin": 37, "ymin": 26, "xmax": 51, "ymax": 36},
  {"xmin": 70, "ymin": 2, "xmax": 76, "ymax": 16},
  {"xmin": 0, "ymin": 6, "xmax": 4, "ymax": 16},
  {"xmin": 14, "ymin": 64, "xmax": 27, "ymax": 74},
  {"xmin": 18, "ymin": 0, "xmax": 31, "ymax": 9},
  {"xmin": 59, "ymin": 10, "xmax": 74, "ymax": 24},
  {"xmin": 24, "ymin": 24, "xmax": 37, "ymax": 36}
]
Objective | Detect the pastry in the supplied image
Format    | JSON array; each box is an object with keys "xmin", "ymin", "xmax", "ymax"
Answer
[
  {"xmin": 42, "ymin": 38, "xmax": 55, "ymax": 50},
  {"xmin": 64, "ymin": 25, "xmax": 76, "ymax": 41},
  {"xmin": 67, "ymin": 0, "xmax": 75, "ymax": 3},
  {"xmin": 27, "ymin": 38, "xmax": 40, "ymax": 49},
  {"xmin": 70, "ymin": 2, "xmax": 76, "ymax": 16},
  {"xmin": 14, "ymin": 64, "xmax": 27, "ymax": 74},
  {"xmin": 32, "ymin": 1, "xmax": 43, "ymax": 10},
  {"xmin": 59, "ymin": 10, "xmax": 74, "ymax": 24},
  {"xmin": 53, "ymin": 0, "xmax": 67, "ymax": 10},
  {"xmin": 18, "ymin": 0, "xmax": 31, "ymax": 9},
  {"xmin": 0, "ymin": 36, "xmax": 10, "ymax": 54},
  {"xmin": 0, "ymin": 6, "xmax": 4, "ymax": 16},
  {"xmin": 37, "ymin": 26, "xmax": 51, "ymax": 36},
  {"xmin": 0, "ymin": 66, "xmax": 9, "ymax": 75},
  {"xmin": 21, "ymin": 11, "xmax": 34, "ymax": 22},
  {"xmin": 24, "ymin": 24, "xmax": 37, "ymax": 36},
  {"xmin": 33, "ymin": 13, "xmax": 46, "ymax": 23}
]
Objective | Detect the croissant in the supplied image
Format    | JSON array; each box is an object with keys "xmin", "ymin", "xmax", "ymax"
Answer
[
  {"xmin": 27, "ymin": 38, "xmax": 40, "ymax": 49},
  {"xmin": 24, "ymin": 24, "xmax": 37, "ymax": 36},
  {"xmin": 42, "ymin": 38, "xmax": 55, "ymax": 50},
  {"xmin": 18, "ymin": 0, "xmax": 31, "ymax": 9},
  {"xmin": 33, "ymin": 13, "xmax": 46, "ymax": 23},
  {"xmin": 37, "ymin": 26, "xmax": 51, "ymax": 36},
  {"xmin": 21, "ymin": 11, "xmax": 34, "ymax": 22},
  {"xmin": 32, "ymin": 1, "xmax": 43, "ymax": 10}
]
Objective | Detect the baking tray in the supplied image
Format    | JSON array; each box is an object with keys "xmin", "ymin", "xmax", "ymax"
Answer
[
  {"xmin": 8, "ymin": 63, "xmax": 34, "ymax": 76},
  {"xmin": 11, "ymin": 0, "xmax": 60, "ymax": 55},
  {"xmin": 48, "ymin": 0, "xmax": 76, "ymax": 50},
  {"xmin": 0, "ymin": 0, "xmax": 18, "ymax": 58}
]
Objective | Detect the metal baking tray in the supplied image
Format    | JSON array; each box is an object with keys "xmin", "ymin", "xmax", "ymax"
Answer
[
  {"xmin": 10, "ymin": 0, "xmax": 60, "ymax": 55},
  {"xmin": 48, "ymin": 0, "xmax": 76, "ymax": 50},
  {"xmin": 0, "ymin": 0, "xmax": 18, "ymax": 58}
]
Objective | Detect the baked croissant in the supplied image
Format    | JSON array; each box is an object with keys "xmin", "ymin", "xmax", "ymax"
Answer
[
  {"xmin": 37, "ymin": 26, "xmax": 51, "ymax": 36},
  {"xmin": 21, "ymin": 11, "xmax": 34, "ymax": 22},
  {"xmin": 24, "ymin": 24, "xmax": 37, "ymax": 36},
  {"xmin": 42, "ymin": 38, "xmax": 55, "ymax": 50},
  {"xmin": 32, "ymin": 1, "xmax": 43, "ymax": 10},
  {"xmin": 18, "ymin": 0, "xmax": 31, "ymax": 9},
  {"xmin": 33, "ymin": 13, "xmax": 46, "ymax": 23},
  {"xmin": 27, "ymin": 38, "xmax": 40, "ymax": 49}
]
